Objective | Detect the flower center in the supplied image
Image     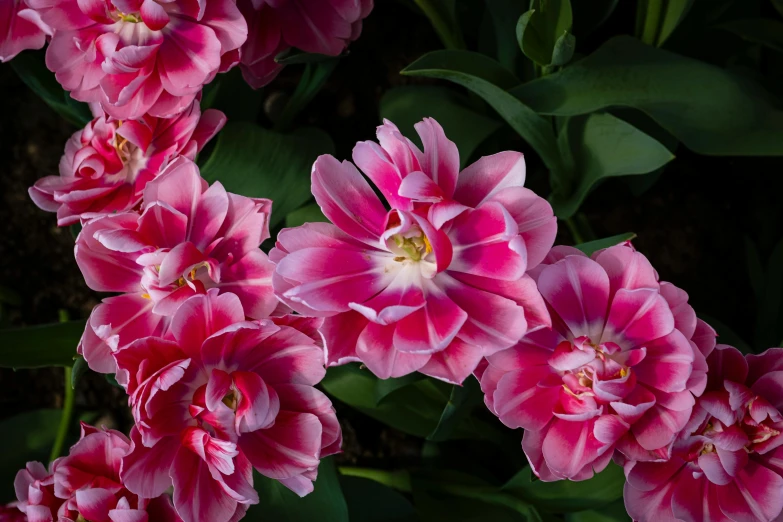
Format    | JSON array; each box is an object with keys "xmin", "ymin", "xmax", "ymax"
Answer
[
  {"xmin": 117, "ymin": 11, "xmax": 141, "ymax": 23},
  {"xmin": 222, "ymin": 389, "xmax": 238, "ymax": 411},
  {"xmin": 393, "ymin": 232, "xmax": 432, "ymax": 262}
]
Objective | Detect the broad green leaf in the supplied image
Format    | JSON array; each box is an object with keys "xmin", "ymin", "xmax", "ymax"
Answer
[
  {"xmin": 574, "ymin": 232, "xmax": 637, "ymax": 255},
  {"xmin": 0, "ymin": 409, "xmax": 61, "ymax": 501},
  {"xmin": 565, "ymin": 500, "xmax": 631, "ymax": 521},
  {"xmin": 0, "ymin": 320, "xmax": 84, "ymax": 369},
  {"xmin": 341, "ymin": 476, "xmax": 418, "ymax": 522},
  {"xmin": 199, "ymin": 122, "xmax": 334, "ymax": 228},
  {"xmin": 719, "ymin": 18, "xmax": 783, "ymax": 53},
  {"xmin": 380, "ymin": 86, "xmax": 503, "ymax": 167},
  {"xmin": 635, "ymin": 0, "xmax": 694, "ymax": 47},
  {"xmin": 246, "ymin": 457, "xmax": 348, "ymax": 521},
  {"xmin": 10, "ymin": 51, "xmax": 92, "ymax": 127},
  {"xmin": 71, "ymin": 355, "xmax": 89, "ymax": 389},
  {"xmin": 511, "ymin": 36, "xmax": 783, "ymax": 157},
  {"xmin": 375, "ymin": 374, "xmax": 426, "ymax": 405},
  {"xmin": 517, "ymin": 0, "xmax": 573, "ymax": 66},
  {"xmin": 551, "ymin": 31, "xmax": 576, "ymax": 67},
  {"xmin": 413, "ymin": 0, "xmax": 464, "ymax": 50},
  {"xmin": 553, "ymin": 113, "xmax": 674, "ymax": 218},
  {"xmin": 402, "ymin": 51, "xmax": 562, "ymax": 174},
  {"xmin": 285, "ymin": 203, "xmax": 327, "ymax": 228},
  {"xmin": 427, "ymin": 378, "xmax": 482, "ymax": 442},
  {"xmin": 572, "ymin": 0, "xmax": 617, "ymax": 36},
  {"xmin": 207, "ymin": 68, "xmax": 262, "ymax": 122},
  {"xmin": 276, "ymin": 60, "xmax": 338, "ymax": 131},
  {"xmin": 503, "ymin": 463, "xmax": 625, "ymax": 512},
  {"xmin": 485, "ymin": 0, "xmax": 524, "ymax": 69}
]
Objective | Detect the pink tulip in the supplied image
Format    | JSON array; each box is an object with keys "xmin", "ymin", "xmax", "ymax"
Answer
[
  {"xmin": 14, "ymin": 423, "xmax": 180, "ymax": 522},
  {"xmin": 27, "ymin": 0, "xmax": 246, "ymax": 120},
  {"xmin": 116, "ymin": 290, "xmax": 340, "ymax": 522},
  {"xmin": 479, "ymin": 243, "xmax": 716, "ymax": 480},
  {"xmin": 239, "ymin": 0, "xmax": 373, "ymax": 88},
  {"xmin": 75, "ymin": 157, "xmax": 277, "ymax": 374},
  {"xmin": 0, "ymin": 503, "xmax": 25, "ymax": 522},
  {"xmin": 624, "ymin": 345, "xmax": 783, "ymax": 522},
  {"xmin": 271, "ymin": 118, "xmax": 557, "ymax": 384},
  {"xmin": 29, "ymin": 100, "xmax": 225, "ymax": 226},
  {"xmin": 0, "ymin": 0, "xmax": 49, "ymax": 62}
]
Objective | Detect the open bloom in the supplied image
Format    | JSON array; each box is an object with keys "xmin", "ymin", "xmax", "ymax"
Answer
[
  {"xmin": 75, "ymin": 157, "xmax": 276, "ymax": 373},
  {"xmin": 29, "ymin": 101, "xmax": 225, "ymax": 226},
  {"xmin": 478, "ymin": 244, "xmax": 716, "ymax": 481},
  {"xmin": 28, "ymin": 0, "xmax": 246, "ymax": 119},
  {"xmin": 116, "ymin": 290, "xmax": 340, "ymax": 522},
  {"xmin": 272, "ymin": 118, "xmax": 557, "ymax": 384},
  {"xmin": 239, "ymin": 0, "xmax": 373, "ymax": 88},
  {"xmin": 0, "ymin": 0, "xmax": 49, "ymax": 62},
  {"xmin": 14, "ymin": 423, "xmax": 180, "ymax": 522},
  {"xmin": 624, "ymin": 345, "xmax": 783, "ymax": 522}
]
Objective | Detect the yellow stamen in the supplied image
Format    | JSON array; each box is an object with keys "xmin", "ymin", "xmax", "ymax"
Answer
[{"xmin": 118, "ymin": 12, "xmax": 141, "ymax": 23}]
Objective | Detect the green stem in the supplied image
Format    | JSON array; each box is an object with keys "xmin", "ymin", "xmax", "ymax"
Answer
[
  {"xmin": 636, "ymin": 0, "xmax": 666, "ymax": 46},
  {"xmin": 413, "ymin": 0, "xmax": 464, "ymax": 50},
  {"xmin": 566, "ymin": 217, "xmax": 584, "ymax": 244},
  {"xmin": 50, "ymin": 366, "xmax": 74, "ymax": 462}
]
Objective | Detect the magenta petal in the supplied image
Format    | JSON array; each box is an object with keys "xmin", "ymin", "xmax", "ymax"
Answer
[
  {"xmin": 356, "ymin": 322, "xmax": 430, "ymax": 379},
  {"xmin": 216, "ymin": 249, "xmax": 277, "ymax": 320},
  {"xmin": 393, "ymin": 282, "xmax": 467, "ymax": 354},
  {"xmin": 668, "ymin": 470, "xmax": 709, "ymax": 522},
  {"xmin": 349, "ymin": 279, "xmax": 426, "ymax": 325},
  {"xmin": 170, "ymin": 290, "xmax": 245, "ymax": 358},
  {"xmin": 493, "ymin": 366, "xmax": 559, "ymax": 430},
  {"xmin": 233, "ymin": 370, "xmax": 280, "ymax": 433},
  {"xmin": 634, "ymin": 330, "xmax": 694, "ymax": 393},
  {"xmin": 74, "ymin": 488, "xmax": 116, "ymax": 521},
  {"xmin": 171, "ymin": 446, "xmax": 238, "ymax": 522},
  {"xmin": 603, "ymin": 288, "xmax": 675, "ymax": 349},
  {"xmin": 541, "ymin": 418, "xmax": 607, "ymax": 480},
  {"xmin": 140, "ymin": 0, "xmax": 169, "ymax": 29},
  {"xmin": 418, "ymin": 338, "xmax": 483, "ymax": 385},
  {"xmin": 414, "ymin": 118, "xmax": 459, "ymax": 198},
  {"xmin": 718, "ymin": 460, "xmax": 783, "ymax": 522},
  {"xmin": 239, "ymin": 411, "xmax": 321, "ymax": 479},
  {"xmin": 320, "ymin": 311, "xmax": 364, "ymax": 367},
  {"xmin": 120, "ymin": 429, "xmax": 177, "ymax": 499},
  {"xmin": 397, "ymin": 170, "xmax": 444, "ymax": 202},
  {"xmin": 594, "ymin": 244, "xmax": 659, "ymax": 297},
  {"xmin": 453, "ymin": 151, "xmax": 526, "ymax": 208}
]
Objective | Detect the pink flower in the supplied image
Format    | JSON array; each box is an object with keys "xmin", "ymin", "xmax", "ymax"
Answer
[
  {"xmin": 28, "ymin": 0, "xmax": 246, "ymax": 119},
  {"xmin": 14, "ymin": 423, "xmax": 180, "ymax": 522},
  {"xmin": 75, "ymin": 157, "xmax": 277, "ymax": 374},
  {"xmin": 271, "ymin": 118, "xmax": 557, "ymax": 384},
  {"xmin": 624, "ymin": 345, "xmax": 783, "ymax": 522},
  {"xmin": 29, "ymin": 100, "xmax": 225, "ymax": 226},
  {"xmin": 0, "ymin": 502, "xmax": 25, "ymax": 522},
  {"xmin": 116, "ymin": 290, "xmax": 340, "ymax": 522},
  {"xmin": 0, "ymin": 0, "xmax": 49, "ymax": 62},
  {"xmin": 478, "ymin": 243, "xmax": 716, "ymax": 481},
  {"xmin": 239, "ymin": 0, "xmax": 373, "ymax": 88}
]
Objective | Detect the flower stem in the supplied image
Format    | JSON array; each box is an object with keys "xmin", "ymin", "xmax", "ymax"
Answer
[{"xmin": 50, "ymin": 365, "xmax": 74, "ymax": 463}]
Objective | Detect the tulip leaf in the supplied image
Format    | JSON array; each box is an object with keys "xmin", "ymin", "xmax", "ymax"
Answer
[
  {"xmin": 574, "ymin": 233, "xmax": 637, "ymax": 256},
  {"xmin": 0, "ymin": 320, "xmax": 84, "ymax": 369},
  {"xmin": 635, "ymin": 0, "xmax": 694, "ymax": 47},
  {"xmin": 199, "ymin": 122, "xmax": 334, "ymax": 228},
  {"xmin": 565, "ymin": 500, "xmax": 631, "ymax": 521},
  {"xmin": 503, "ymin": 463, "xmax": 625, "ymax": 512},
  {"xmin": 0, "ymin": 409, "xmax": 62, "ymax": 500},
  {"xmin": 516, "ymin": 0, "xmax": 573, "ymax": 66},
  {"xmin": 10, "ymin": 50, "xmax": 92, "ymax": 127},
  {"xmin": 719, "ymin": 18, "xmax": 783, "ymax": 54},
  {"xmin": 413, "ymin": 0, "xmax": 464, "ymax": 50},
  {"xmin": 427, "ymin": 378, "xmax": 482, "ymax": 442},
  {"xmin": 374, "ymin": 374, "xmax": 426, "ymax": 405},
  {"xmin": 511, "ymin": 36, "xmax": 783, "ymax": 157},
  {"xmin": 285, "ymin": 203, "xmax": 327, "ymax": 228},
  {"xmin": 380, "ymin": 86, "xmax": 503, "ymax": 167},
  {"xmin": 485, "ymin": 0, "xmax": 524, "ymax": 69},
  {"xmin": 401, "ymin": 50, "xmax": 562, "ymax": 175},
  {"xmin": 340, "ymin": 476, "xmax": 418, "ymax": 522},
  {"xmin": 246, "ymin": 457, "xmax": 348, "ymax": 522},
  {"xmin": 552, "ymin": 113, "xmax": 674, "ymax": 218}
]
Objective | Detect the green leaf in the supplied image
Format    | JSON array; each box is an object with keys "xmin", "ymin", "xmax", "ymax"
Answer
[
  {"xmin": 341, "ymin": 476, "xmax": 418, "ymax": 522},
  {"xmin": 246, "ymin": 457, "xmax": 347, "ymax": 521},
  {"xmin": 553, "ymin": 113, "xmax": 674, "ymax": 218},
  {"xmin": 402, "ymin": 51, "xmax": 562, "ymax": 175},
  {"xmin": 375, "ymin": 374, "xmax": 426, "ymax": 405},
  {"xmin": 379, "ymin": 86, "xmax": 503, "ymax": 167},
  {"xmin": 276, "ymin": 60, "xmax": 339, "ymax": 131},
  {"xmin": 0, "ymin": 320, "xmax": 84, "ymax": 369},
  {"xmin": 413, "ymin": 0, "xmax": 464, "ymax": 50},
  {"xmin": 550, "ymin": 31, "xmax": 576, "ymax": 67},
  {"xmin": 574, "ymin": 232, "xmax": 637, "ymax": 255},
  {"xmin": 208, "ymin": 68, "xmax": 262, "ymax": 122},
  {"xmin": 0, "ymin": 409, "xmax": 61, "ymax": 501},
  {"xmin": 504, "ymin": 463, "xmax": 625, "ymax": 512},
  {"xmin": 71, "ymin": 355, "xmax": 89, "ymax": 389},
  {"xmin": 565, "ymin": 500, "xmax": 631, "ymax": 521},
  {"xmin": 427, "ymin": 378, "xmax": 482, "ymax": 442},
  {"xmin": 516, "ymin": 0, "xmax": 573, "ymax": 66},
  {"xmin": 199, "ymin": 122, "xmax": 334, "ymax": 228},
  {"xmin": 10, "ymin": 51, "xmax": 92, "ymax": 127},
  {"xmin": 719, "ymin": 18, "xmax": 783, "ymax": 53},
  {"xmin": 285, "ymin": 203, "xmax": 327, "ymax": 228},
  {"xmin": 511, "ymin": 36, "xmax": 783, "ymax": 157},
  {"xmin": 485, "ymin": 0, "xmax": 524, "ymax": 69},
  {"xmin": 636, "ymin": 0, "xmax": 694, "ymax": 47}
]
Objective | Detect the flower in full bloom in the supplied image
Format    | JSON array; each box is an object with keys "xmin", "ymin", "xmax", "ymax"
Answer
[
  {"xmin": 14, "ymin": 423, "xmax": 180, "ymax": 522},
  {"xmin": 239, "ymin": 0, "xmax": 373, "ymax": 88},
  {"xmin": 75, "ymin": 157, "xmax": 276, "ymax": 373},
  {"xmin": 27, "ymin": 0, "xmax": 246, "ymax": 119},
  {"xmin": 0, "ymin": 0, "xmax": 49, "ymax": 62},
  {"xmin": 29, "ymin": 100, "xmax": 225, "ymax": 226},
  {"xmin": 116, "ymin": 290, "xmax": 340, "ymax": 522},
  {"xmin": 624, "ymin": 345, "xmax": 783, "ymax": 522},
  {"xmin": 478, "ymin": 244, "xmax": 716, "ymax": 481},
  {"xmin": 271, "ymin": 118, "xmax": 557, "ymax": 384}
]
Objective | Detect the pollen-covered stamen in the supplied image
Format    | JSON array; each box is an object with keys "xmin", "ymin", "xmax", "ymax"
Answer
[
  {"xmin": 392, "ymin": 232, "xmax": 432, "ymax": 262},
  {"xmin": 222, "ymin": 388, "xmax": 238, "ymax": 411},
  {"xmin": 700, "ymin": 442, "xmax": 716, "ymax": 455},
  {"xmin": 116, "ymin": 12, "xmax": 141, "ymax": 23}
]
